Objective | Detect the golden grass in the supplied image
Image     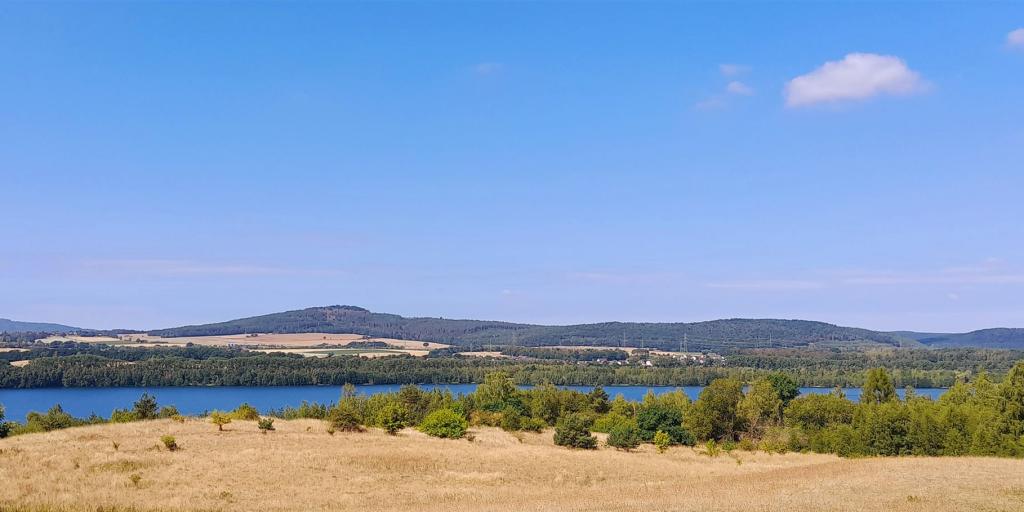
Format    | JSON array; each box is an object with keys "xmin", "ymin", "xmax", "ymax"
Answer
[
  {"xmin": 3, "ymin": 420, "xmax": 1024, "ymax": 512},
  {"xmin": 34, "ymin": 333, "xmax": 447, "ymax": 357}
]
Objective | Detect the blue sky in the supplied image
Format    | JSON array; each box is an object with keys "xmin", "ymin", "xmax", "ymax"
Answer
[{"xmin": 2, "ymin": 3, "xmax": 1023, "ymax": 332}]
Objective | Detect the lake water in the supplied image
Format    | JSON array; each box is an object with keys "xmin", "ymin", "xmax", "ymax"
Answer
[{"xmin": 0, "ymin": 385, "xmax": 947, "ymax": 421}]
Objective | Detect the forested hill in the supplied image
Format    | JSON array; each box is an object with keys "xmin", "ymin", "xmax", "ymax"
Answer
[
  {"xmin": 0, "ymin": 318, "xmax": 80, "ymax": 333},
  {"xmin": 908, "ymin": 328, "xmax": 1024, "ymax": 350},
  {"xmin": 148, "ymin": 305, "xmax": 915, "ymax": 352}
]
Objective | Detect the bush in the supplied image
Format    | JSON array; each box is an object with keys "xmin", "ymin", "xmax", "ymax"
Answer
[
  {"xmin": 592, "ymin": 412, "xmax": 633, "ymax": 434},
  {"xmin": 520, "ymin": 417, "xmax": 547, "ymax": 433},
  {"xmin": 257, "ymin": 417, "xmax": 275, "ymax": 432},
  {"xmin": 160, "ymin": 435, "xmax": 178, "ymax": 451},
  {"xmin": 210, "ymin": 411, "xmax": 231, "ymax": 431},
  {"xmin": 377, "ymin": 403, "xmax": 406, "ymax": 435},
  {"xmin": 157, "ymin": 406, "xmax": 180, "ymax": 419},
  {"xmin": 328, "ymin": 401, "xmax": 363, "ymax": 432},
  {"xmin": 554, "ymin": 413, "xmax": 597, "ymax": 449},
  {"xmin": 653, "ymin": 430, "xmax": 671, "ymax": 453},
  {"xmin": 133, "ymin": 393, "xmax": 158, "ymax": 420},
  {"xmin": 110, "ymin": 409, "xmax": 139, "ymax": 423},
  {"xmin": 607, "ymin": 422, "xmax": 641, "ymax": 451},
  {"xmin": 232, "ymin": 403, "xmax": 260, "ymax": 421},
  {"xmin": 419, "ymin": 408, "xmax": 468, "ymax": 439}
]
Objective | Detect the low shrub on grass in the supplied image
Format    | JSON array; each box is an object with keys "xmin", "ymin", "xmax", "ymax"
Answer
[{"xmin": 419, "ymin": 408, "xmax": 468, "ymax": 439}]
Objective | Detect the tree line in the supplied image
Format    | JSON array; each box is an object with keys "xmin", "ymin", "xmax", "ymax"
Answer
[
  {"xmin": 3, "ymin": 364, "xmax": 1024, "ymax": 458},
  {"xmin": 0, "ymin": 352, "xmax": 999, "ymax": 388}
]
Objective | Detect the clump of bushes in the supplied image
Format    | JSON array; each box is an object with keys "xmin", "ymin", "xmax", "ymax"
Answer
[
  {"xmin": 419, "ymin": 408, "xmax": 468, "ymax": 439},
  {"xmin": 231, "ymin": 403, "xmax": 260, "ymax": 421},
  {"xmin": 160, "ymin": 435, "xmax": 178, "ymax": 451},
  {"xmin": 554, "ymin": 413, "xmax": 597, "ymax": 449},
  {"xmin": 257, "ymin": 418, "xmax": 275, "ymax": 433},
  {"xmin": 607, "ymin": 422, "xmax": 641, "ymax": 451}
]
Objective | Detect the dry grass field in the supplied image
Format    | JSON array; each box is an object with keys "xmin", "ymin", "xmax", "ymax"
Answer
[
  {"xmin": 2, "ymin": 420, "xmax": 1024, "ymax": 512},
  {"xmin": 34, "ymin": 333, "xmax": 448, "ymax": 358}
]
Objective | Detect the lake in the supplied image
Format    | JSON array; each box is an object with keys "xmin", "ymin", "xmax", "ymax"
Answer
[{"xmin": 0, "ymin": 385, "xmax": 947, "ymax": 421}]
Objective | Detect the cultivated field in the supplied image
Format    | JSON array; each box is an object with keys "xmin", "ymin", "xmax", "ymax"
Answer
[
  {"xmin": 37, "ymin": 333, "xmax": 448, "ymax": 358},
  {"xmin": 2, "ymin": 420, "xmax": 1023, "ymax": 512}
]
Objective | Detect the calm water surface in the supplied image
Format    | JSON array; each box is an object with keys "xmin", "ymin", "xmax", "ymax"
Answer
[{"xmin": 0, "ymin": 385, "xmax": 946, "ymax": 421}]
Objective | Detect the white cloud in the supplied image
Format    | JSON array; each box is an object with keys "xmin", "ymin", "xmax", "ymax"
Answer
[
  {"xmin": 726, "ymin": 81, "xmax": 754, "ymax": 96},
  {"xmin": 474, "ymin": 62, "xmax": 504, "ymax": 76},
  {"xmin": 1009, "ymin": 28, "xmax": 1024, "ymax": 49},
  {"xmin": 785, "ymin": 53, "xmax": 926, "ymax": 107},
  {"xmin": 719, "ymin": 64, "xmax": 749, "ymax": 76}
]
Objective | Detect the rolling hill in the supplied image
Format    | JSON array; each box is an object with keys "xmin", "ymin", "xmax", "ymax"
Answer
[
  {"xmin": 148, "ymin": 305, "xmax": 918, "ymax": 352},
  {"xmin": 908, "ymin": 328, "xmax": 1024, "ymax": 350},
  {"xmin": 0, "ymin": 318, "xmax": 81, "ymax": 333}
]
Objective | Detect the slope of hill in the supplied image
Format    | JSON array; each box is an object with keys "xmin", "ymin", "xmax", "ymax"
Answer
[
  {"xmin": 149, "ymin": 305, "xmax": 915, "ymax": 352},
  {"xmin": 913, "ymin": 328, "xmax": 1024, "ymax": 349},
  {"xmin": 0, "ymin": 318, "xmax": 80, "ymax": 333}
]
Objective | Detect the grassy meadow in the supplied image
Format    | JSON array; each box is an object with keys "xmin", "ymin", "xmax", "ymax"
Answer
[{"xmin": 2, "ymin": 419, "xmax": 1024, "ymax": 512}]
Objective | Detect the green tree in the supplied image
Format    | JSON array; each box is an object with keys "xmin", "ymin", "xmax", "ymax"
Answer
[
  {"xmin": 210, "ymin": 411, "xmax": 231, "ymax": 431},
  {"xmin": 606, "ymin": 422, "xmax": 641, "ymax": 451},
  {"xmin": 636, "ymin": 403, "xmax": 691, "ymax": 444},
  {"xmin": 861, "ymin": 368, "xmax": 897, "ymax": 404},
  {"xmin": 232, "ymin": 403, "xmax": 260, "ymax": 421},
  {"xmin": 377, "ymin": 403, "xmax": 407, "ymax": 435},
  {"xmin": 766, "ymin": 373, "xmax": 800, "ymax": 405},
  {"xmin": 132, "ymin": 393, "xmax": 158, "ymax": 420},
  {"xmin": 553, "ymin": 413, "xmax": 597, "ymax": 449},
  {"xmin": 475, "ymin": 372, "xmax": 525, "ymax": 414},
  {"xmin": 328, "ymin": 400, "xmax": 363, "ymax": 432},
  {"xmin": 588, "ymin": 386, "xmax": 611, "ymax": 414},
  {"xmin": 653, "ymin": 430, "xmax": 671, "ymax": 453},
  {"xmin": 0, "ymin": 404, "xmax": 8, "ymax": 438},
  {"xmin": 419, "ymin": 408, "xmax": 468, "ymax": 439},
  {"xmin": 738, "ymin": 378, "xmax": 783, "ymax": 437},
  {"xmin": 686, "ymin": 378, "xmax": 745, "ymax": 441}
]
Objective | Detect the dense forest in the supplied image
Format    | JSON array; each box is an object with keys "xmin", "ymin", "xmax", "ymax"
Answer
[
  {"xmin": 1, "ymin": 349, "xmax": 1017, "ymax": 388},
  {"xmin": 146, "ymin": 305, "xmax": 915, "ymax": 351}
]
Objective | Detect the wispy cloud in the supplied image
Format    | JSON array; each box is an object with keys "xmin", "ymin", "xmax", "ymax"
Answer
[
  {"xmin": 719, "ymin": 64, "xmax": 750, "ymax": 77},
  {"xmin": 696, "ymin": 66, "xmax": 755, "ymax": 110},
  {"xmin": 474, "ymin": 62, "xmax": 505, "ymax": 76},
  {"xmin": 705, "ymin": 279, "xmax": 824, "ymax": 291},
  {"xmin": 78, "ymin": 259, "xmax": 341, "ymax": 277},
  {"xmin": 1009, "ymin": 28, "xmax": 1024, "ymax": 50},
  {"xmin": 726, "ymin": 81, "xmax": 754, "ymax": 96},
  {"xmin": 785, "ymin": 53, "xmax": 926, "ymax": 107}
]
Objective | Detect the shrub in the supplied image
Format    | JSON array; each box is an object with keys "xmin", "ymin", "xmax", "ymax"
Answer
[
  {"xmin": 653, "ymin": 430, "xmax": 671, "ymax": 453},
  {"xmin": 157, "ymin": 405, "xmax": 180, "ymax": 419},
  {"xmin": 419, "ymin": 408, "xmax": 468, "ymax": 439},
  {"xmin": 257, "ymin": 418, "xmax": 275, "ymax": 433},
  {"xmin": 592, "ymin": 412, "xmax": 632, "ymax": 433},
  {"xmin": 232, "ymin": 403, "xmax": 260, "ymax": 421},
  {"xmin": 554, "ymin": 413, "xmax": 597, "ymax": 449},
  {"xmin": 210, "ymin": 411, "xmax": 231, "ymax": 431},
  {"xmin": 160, "ymin": 435, "xmax": 178, "ymax": 451},
  {"xmin": 704, "ymin": 439, "xmax": 721, "ymax": 457},
  {"xmin": 520, "ymin": 417, "xmax": 548, "ymax": 433},
  {"xmin": 110, "ymin": 409, "xmax": 139, "ymax": 423},
  {"xmin": 129, "ymin": 474, "xmax": 142, "ymax": 487},
  {"xmin": 607, "ymin": 422, "xmax": 641, "ymax": 451},
  {"xmin": 377, "ymin": 403, "xmax": 407, "ymax": 435},
  {"xmin": 133, "ymin": 393, "xmax": 158, "ymax": 420},
  {"xmin": 499, "ymin": 411, "xmax": 524, "ymax": 432},
  {"xmin": 328, "ymin": 401, "xmax": 363, "ymax": 432}
]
